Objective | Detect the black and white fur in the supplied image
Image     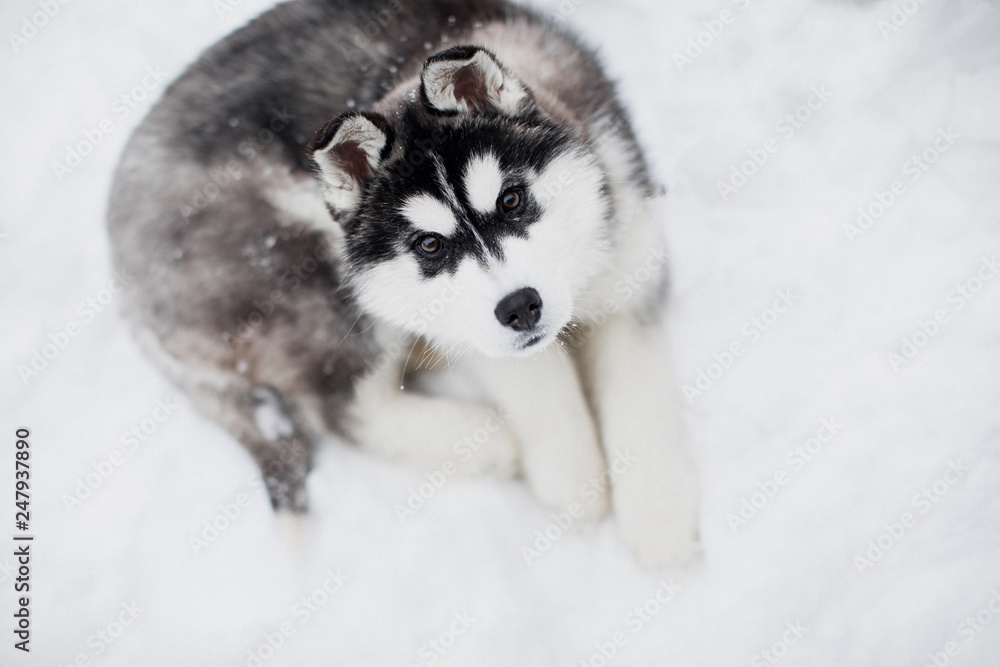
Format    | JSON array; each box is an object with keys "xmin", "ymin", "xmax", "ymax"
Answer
[{"xmin": 107, "ymin": 0, "xmax": 698, "ymax": 566}]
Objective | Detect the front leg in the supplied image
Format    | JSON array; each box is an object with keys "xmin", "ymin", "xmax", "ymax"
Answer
[
  {"xmin": 581, "ymin": 313, "xmax": 699, "ymax": 567},
  {"xmin": 347, "ymin": 342, "xmax": 520, "ymax": 478},
  {"xmin": 468, "ymin": 344, "xmax": 609, "ymax": 520}
]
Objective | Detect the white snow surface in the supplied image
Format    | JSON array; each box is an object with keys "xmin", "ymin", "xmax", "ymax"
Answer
[{"xmin": 2, "ymin": 0, "xmax": 1000, "ymax": 665}]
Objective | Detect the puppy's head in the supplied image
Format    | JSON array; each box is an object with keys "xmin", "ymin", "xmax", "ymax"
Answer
[{"xmin": 311, "ymin": 46, "xmax": 611, "ymax": 358}]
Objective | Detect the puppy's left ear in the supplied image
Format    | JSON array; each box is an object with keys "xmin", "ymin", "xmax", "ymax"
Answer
[
  {"xmin": 311, "ymin": 111, "xmax": 394, "ymax": 215},
  {"xmin": 420, "ymin": 46, "xmax": 532, "ymax": 117}
]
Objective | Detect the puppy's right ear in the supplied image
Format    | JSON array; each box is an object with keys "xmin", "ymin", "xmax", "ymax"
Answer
[{"xmin": 310, "ymin": 111, "xmax": 394, "ymax": 215}]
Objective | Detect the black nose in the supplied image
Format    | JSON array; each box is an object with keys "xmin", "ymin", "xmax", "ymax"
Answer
[{"xmin": 494, "ymin": 287, "xmax": 543, "ymax": 331}]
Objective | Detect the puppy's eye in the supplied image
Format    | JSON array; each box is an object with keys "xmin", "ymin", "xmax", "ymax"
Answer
[
  {"xmin": 499, "ymin": 188, "xmax": 522, "ymax": 212},
  {"xmin": 415, "ymin": 234, "xmax": 443, "ymax": 257}
]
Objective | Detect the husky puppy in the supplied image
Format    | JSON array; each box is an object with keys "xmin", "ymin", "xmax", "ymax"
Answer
[{"xmin": 107, "ymin": 0, "xmax": 698, "ymax": 566}]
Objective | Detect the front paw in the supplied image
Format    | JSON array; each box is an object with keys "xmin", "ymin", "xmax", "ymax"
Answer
[
  {"xmin": 437, "ymin": 404, "xmax": 521, "ymax": 479},
  {"xmin": 613, "ymin": 464, "xmax": 700, "ymax": 568},
  {"xmin": 521, "ymin": 431, "xmax": 610, "ymax": 522}
]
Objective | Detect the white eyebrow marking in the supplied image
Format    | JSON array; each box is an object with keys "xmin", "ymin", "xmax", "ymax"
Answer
[
  {"xmin": 401, "ymin": 194, "xmax": 459, "ymax": 236},
  {"xmin": 463, "ymin": 152, "xmax": 504, "ymax": 214},
  {"xmin": 429, "ymin": 151, "xmax": 489, "ymax": 254}
]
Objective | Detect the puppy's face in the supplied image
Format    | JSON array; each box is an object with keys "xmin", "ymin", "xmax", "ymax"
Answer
[{"xmin": 312, "ymin": 47, "xmax": 611, "ymax": 357}]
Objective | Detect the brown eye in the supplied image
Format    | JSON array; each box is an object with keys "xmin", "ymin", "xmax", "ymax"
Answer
[
  {"xmin": 500, "ymin": 189, "xmax": 521, "ymax": 212},
  {"xmin": 416, "ymin": 235, "xmax": 442, "ymax": 256}
]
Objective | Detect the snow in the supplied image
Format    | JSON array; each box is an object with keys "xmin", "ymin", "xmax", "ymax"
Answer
[{"xmin": 2, "ymin": 0, "xmax": 1000, "ymax": 665}]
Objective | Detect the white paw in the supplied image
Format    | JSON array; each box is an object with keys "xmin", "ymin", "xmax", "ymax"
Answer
[
  {"xmin": 613, "ymin": 467, "xmax": 700, "ymax": 568},
  {"xmin": 353, "ymin": 393, "xmax": 520, "ymax": 479},
  {"xmin": 521, "ymin": 432, "xmax": 609, "ymax": 522},
  {"xmin": 401, "ymin": 398, "xmax": 520, "ymax": 479},
  {"xmin": 442, "ymin": 404, "xmax": 520, "ymax": 479}
]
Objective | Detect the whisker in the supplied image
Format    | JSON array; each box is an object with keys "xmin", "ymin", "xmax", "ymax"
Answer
[
  {"xmin": 334, "ymin": 310, "xmax": 367, "ymax": 349},
  {"xmin": 399, "ymin": 336, "xmax": 421, "ymax": 390}
]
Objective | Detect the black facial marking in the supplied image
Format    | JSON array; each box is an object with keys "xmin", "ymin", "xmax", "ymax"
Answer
[{"xmin": 341, "ymin": 106, "xmax": 577, "ymax": 281}]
